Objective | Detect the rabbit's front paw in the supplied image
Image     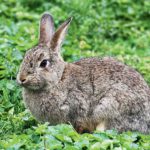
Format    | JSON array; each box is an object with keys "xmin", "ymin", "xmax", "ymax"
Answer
[{"xmin": 74, "ymin": 121, "xmax": 92, "ymax": 134}]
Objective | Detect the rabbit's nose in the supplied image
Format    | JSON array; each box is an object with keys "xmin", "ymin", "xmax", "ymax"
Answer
[{"xmin": 20, "ymin": 75, "xmax": 27, "ymax": 83}]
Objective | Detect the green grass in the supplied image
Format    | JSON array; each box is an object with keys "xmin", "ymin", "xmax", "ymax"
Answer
[{"xmin": 0, "ymin": 0, "xmax": 150, "ymax": 149}]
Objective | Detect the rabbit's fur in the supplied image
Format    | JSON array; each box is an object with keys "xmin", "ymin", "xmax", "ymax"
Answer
[{"xmin": 17, "ymin": 13, "xmax": 150, "ymax": 133}]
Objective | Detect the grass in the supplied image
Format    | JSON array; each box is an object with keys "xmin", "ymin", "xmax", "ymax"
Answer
[{"xmin": 0, "ymin": 0, "xmax": 150, "ymax": 149}]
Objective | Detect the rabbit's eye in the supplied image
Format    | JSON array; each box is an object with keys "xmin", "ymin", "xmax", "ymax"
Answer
[{"xmin": 40, "ymin": 59, "xmax": 49, "ymax": 68}]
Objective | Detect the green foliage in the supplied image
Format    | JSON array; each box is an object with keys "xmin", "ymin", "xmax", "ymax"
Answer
[
  {"xmin": 0, "ymin": 124, "xmax": 150, "ymax": 150},
  {"xmin": 0, "ymin": 0, "xmax": 150, "ymax": 149}
]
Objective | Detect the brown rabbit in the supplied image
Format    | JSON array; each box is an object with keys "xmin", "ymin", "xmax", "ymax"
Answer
[{"xmin": 17, "ymin": 13, "xmax": 150, "ymax": 134}]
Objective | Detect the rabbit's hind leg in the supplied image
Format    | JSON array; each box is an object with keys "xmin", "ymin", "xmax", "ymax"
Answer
[
  {"xmin": 96, "ymin": 120, "xmax": 106, "ymax": 132},
  {"xmin": 92, "ymin": 96, "xmax": 120, "ymax": 131}
]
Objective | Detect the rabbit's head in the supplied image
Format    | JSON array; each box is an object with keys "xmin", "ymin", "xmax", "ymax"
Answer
[{"xmin": 17, "ymin": 13, "xmax": 72, "ymax": 90}]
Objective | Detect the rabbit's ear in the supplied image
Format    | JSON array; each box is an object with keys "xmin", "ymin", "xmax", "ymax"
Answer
[
  {"xmin": 39, "ymin": 13, "xmax": 54, "ymax": 47},
  {"xmin": 51, "ymin": 17, "xmax": 72, "ymax": 52}
]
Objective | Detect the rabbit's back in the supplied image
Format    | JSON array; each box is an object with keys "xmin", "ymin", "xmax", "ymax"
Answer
[
  {"xmin": 74, "ymin": 57, "xmax": 150, "ymax": 133},
  {"xmin": 74, "ymin": 57, "xmax": 149, "ymax": 94}
]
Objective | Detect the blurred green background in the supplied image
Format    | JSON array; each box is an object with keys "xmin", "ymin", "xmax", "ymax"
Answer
[{"xmin": 0, "ymin": 0, "xmax": 150, "ymax": 149}]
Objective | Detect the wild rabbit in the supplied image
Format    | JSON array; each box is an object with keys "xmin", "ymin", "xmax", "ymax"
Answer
[{"xmin": 17, "ymin": 13, "xmax": 150, "ymax": 134}]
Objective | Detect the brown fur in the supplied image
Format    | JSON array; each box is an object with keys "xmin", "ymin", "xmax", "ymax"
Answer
[{"xmin": 17, "ymin": 13, "xmax": 150, "ymax": 134}]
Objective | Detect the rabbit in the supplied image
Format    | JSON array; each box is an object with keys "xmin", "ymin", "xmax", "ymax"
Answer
[{"xmin": 17, "ymin": 13, "xmax": 150, "ymax": 134}]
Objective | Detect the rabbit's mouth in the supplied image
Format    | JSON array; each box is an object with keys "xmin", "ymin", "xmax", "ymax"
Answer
[
  {"xmin": 25, "ymin": 84, "xmax": 44, "ymax": 90},
  {"xmin": 17, "ymin": 77, "xmax": 46, "ymax": 91},
  {"xmin": 21, "ymin": 82, "xmax": 46, "ymax": 90},
  {"xmin": 17, "ymin": 73, "xmax": 46, "ymax": 90}
]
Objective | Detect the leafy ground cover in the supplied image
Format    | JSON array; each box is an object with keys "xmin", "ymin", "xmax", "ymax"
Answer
[
  {"xmin": 1, "ymin": 123, "xmax": 150, "ymax": 150},
  {"xmin": 0, "ymin": 0, "xmax": 150, "ymax": 149}
]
